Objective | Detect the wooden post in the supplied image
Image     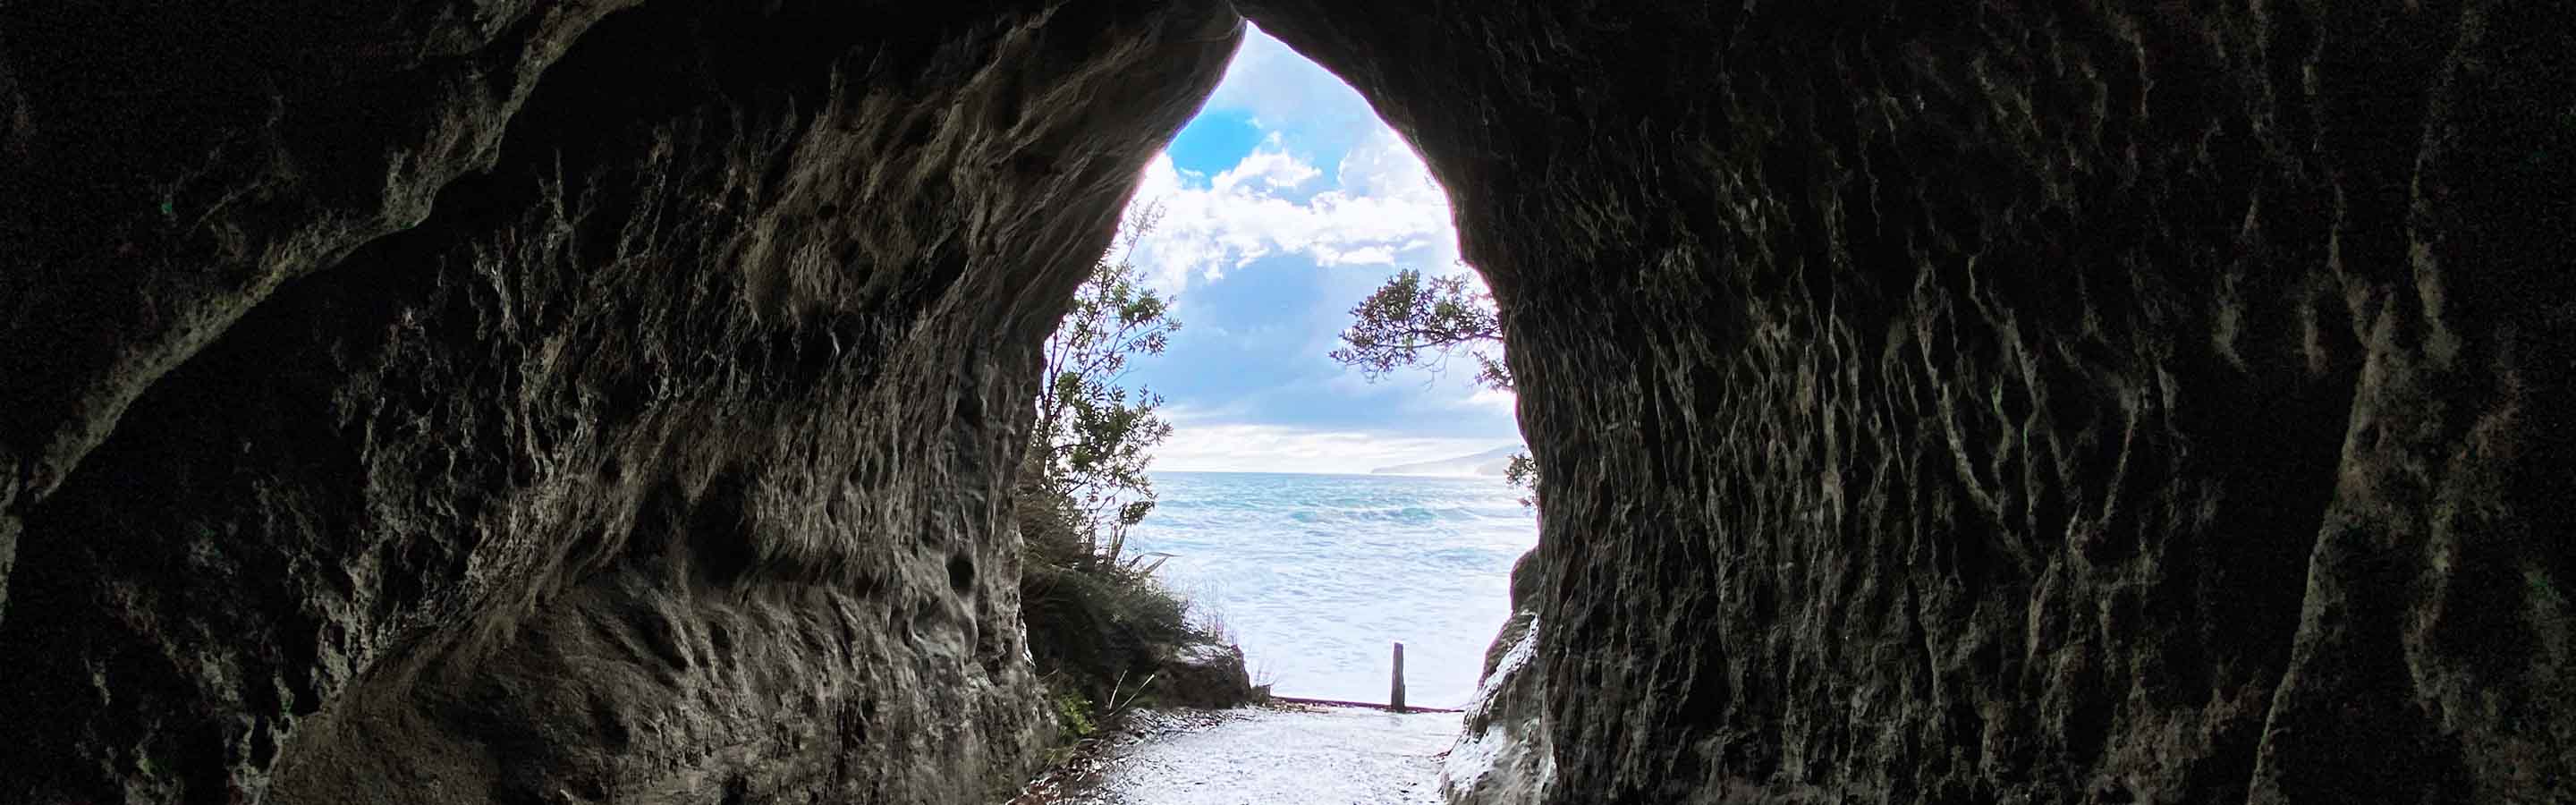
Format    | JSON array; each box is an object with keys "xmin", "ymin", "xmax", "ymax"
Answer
[{"xmin": 1390, "ymin": 641, "xmax": 1408, "ymax": 713}]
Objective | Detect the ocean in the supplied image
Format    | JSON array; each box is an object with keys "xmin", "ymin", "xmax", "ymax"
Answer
[{"xmin": 1121, "ymin": 470, "xmax": 1540, "ymax": 709}]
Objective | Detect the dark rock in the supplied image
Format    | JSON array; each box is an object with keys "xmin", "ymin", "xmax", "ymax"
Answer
[
  {"xmin": 1240, "ymin": 1, "xmax": 2575, "ymax": 802},
  {"xmin": 1479, "ymin": 548, "xmax": 1544, "ymax": 682},
  {"xmin": 4, "ymin": 1, "xmax": 2571, "ymax": 803},
  {"xmin": 0, "ymin": 2, "xmax": 1237, "ymax": 801},
  {"xmin": 1445, "ymin": 610, "xmax": 1551, "ymax": 805},
  {"xmin": 1154, "ymin": 640, "xmax": 1258, "ymax": 709},
  {"xmin": 1451, "ymin": 549, "xmax": 1548, "ymax": 803}
]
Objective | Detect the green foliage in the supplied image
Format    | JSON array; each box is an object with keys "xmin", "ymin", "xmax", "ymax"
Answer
[
  {"xmin": 1332, "ymin": 268, "xmax": 1541, "ymax": 507},
  {"xmin": 1330, "ymin": 269, "xmax": 1511, "ymax": 389},
  {"xmin": 1504, "ymin": 452, "xmax": 1541, "ymax": 509},
  {"xmin": 1030, "ymin": 219, "xmax": 1180, "ymax": 563},
  {"xmin": 1020, "ymin": 490, "xmax": 1196, "ymax": 698},
  {"xmin": 1019, "ymin": 488, "xmax": 1194, "ymax": 662},
  {"xmin": 1051, "ymin": 691, "xmax": 1097, "ymax": 739},
  {"xmin": 1016, "ymin": 215, "xmax": 1202, "ymax": 725}
]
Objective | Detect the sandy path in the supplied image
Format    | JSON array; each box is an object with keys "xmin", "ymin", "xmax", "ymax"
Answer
[{"xmin": 1046, "ymin": 705, "xmax": 1460, "ymax": 805}]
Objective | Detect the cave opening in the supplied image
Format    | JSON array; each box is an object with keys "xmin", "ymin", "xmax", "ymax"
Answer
[
  {"xmin": 1025, "ymin": 23, "xmax": 1537, "ymax": 712},
  {"xmin": 5, "ymin": 0, "xmax": 2567, "ymax": 801}
]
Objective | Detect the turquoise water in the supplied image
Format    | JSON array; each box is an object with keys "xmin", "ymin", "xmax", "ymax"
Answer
[{"xmin": 1123, "ymin": 471, "xmax": 1538, "ymax": 708}]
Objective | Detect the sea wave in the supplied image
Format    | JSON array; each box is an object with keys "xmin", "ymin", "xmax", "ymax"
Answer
[{"xmin": 1123, "ymin": 470, "xmax": 1540, "ymax": 709}]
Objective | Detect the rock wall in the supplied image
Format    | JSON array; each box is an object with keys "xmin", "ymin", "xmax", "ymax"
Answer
[
  {"xmin": 1444, "ymin": 550, "xmax": 1555, "ymax": 804},
  {"xmin": 6, "ymin": 0, "xmax": 2571, "ymax": 802},
  {"xmin": 1240, "ymin": 1, "xmax": 2572, "ymax": 802},
  {"xmin": 0, "ymin": 2, "xmax": 1236, "ymax": 801}
]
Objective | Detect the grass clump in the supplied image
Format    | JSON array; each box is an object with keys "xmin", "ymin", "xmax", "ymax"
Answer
[
  {"xmin": 1017, "ymin": 479, "xmax": 1205, "ymax": 732},
  {"xmin": 1015, "ymin": 222, "xmax": 1242, "ymax": 748}
]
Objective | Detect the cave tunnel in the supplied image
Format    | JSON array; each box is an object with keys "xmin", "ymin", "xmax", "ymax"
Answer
[
  {"xmin": 1, "ymin": 1, "xmax": 2569, "ymax": 803},
  {"xmin": 1038, "ymin": 21, "xmax": 1538, "ymax": 719}
]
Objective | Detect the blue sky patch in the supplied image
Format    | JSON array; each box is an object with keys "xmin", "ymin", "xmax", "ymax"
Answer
[
  {"xmin": 1165, "ymin": 111, "xmax": 1267, "ymax": 180},
  {"xmin": 1105, "ymin": 26, "xmax": 1521, "ymax": 474}
]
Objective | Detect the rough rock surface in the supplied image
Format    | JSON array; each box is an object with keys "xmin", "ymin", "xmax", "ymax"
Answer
[
  {"xmin": 1155, "ymin": 640, "xmax": 1258, "ymax": 709},
  {"xmin": 1241, "ymin": 1, "xmax": 2574, "ymax": 802},
  {"xmin": 1444, "ymin": 550, "xmax": 1553, "ymax": 804},
  {"xmin": 1442, "ymin": 612, "xmax": 1551, "ymax": 805},
  {"xmin": 0, "ymin": 2, "xmax": 1236, "ymax": 801},
  {"xmin": 5, "ymin": 1, "xmax": 2572, "ymax": 804}
]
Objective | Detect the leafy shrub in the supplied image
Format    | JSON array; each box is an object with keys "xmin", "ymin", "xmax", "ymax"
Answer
[
  {"xmin": 1019, "ymin": 479, "xmax": 1199, "ymax": 711},
  {"xmin": 1016, "ymin": 216, "xmax": 1224, "ymax": 738},
  {"xmin": 1051, "ymin": 691, "xmax": 1097, "ymax": 740}
]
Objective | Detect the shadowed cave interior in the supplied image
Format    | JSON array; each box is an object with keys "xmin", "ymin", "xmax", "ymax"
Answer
[{"xmin": 0, "ymin": 1, "xmax": 2569, "ymax": 803}]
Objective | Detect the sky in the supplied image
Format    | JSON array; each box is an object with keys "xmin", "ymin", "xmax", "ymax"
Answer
[{"xmin": 1107, "ymin": 26, "xmax": 1522, "ymax": 475}]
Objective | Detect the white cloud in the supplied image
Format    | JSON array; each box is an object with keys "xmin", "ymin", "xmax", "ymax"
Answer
[
  {"xmin": 1123, "ymin": 124, "xmax": 1458, "ymax": 295},
  {"xmin": 1093, "ymin": 24, "xmax": 1518, "ymax": 474},
  {"xmin": 1227, "ymin": 144, "xmax": 1321, "ymax": 190},
  {"xmin": 1458, "ymin": 386, "xmax": 1518, "ymax": 414},
  {"xmin": 1150, "ymin": 421, "xmax": 1513, "ymax": 475},
  {"xmin": 1332, "ymin": 245, "xmax": 1395, "ymax": 265}
]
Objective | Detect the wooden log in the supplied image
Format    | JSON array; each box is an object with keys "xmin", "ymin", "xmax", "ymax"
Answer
[{"xmin": 1266, "ymin": 695, "xmax": 1462, "ymax": 714}]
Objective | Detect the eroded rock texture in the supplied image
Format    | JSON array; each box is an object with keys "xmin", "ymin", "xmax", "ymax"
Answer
[
  {"xmin": 5, "ymin": 0, "xmax": 2571, "ymax": 803},
  {"xmin": 1444, "ymin": 550, "xmax": 1555, "ymax": 804},
  {"xmin": 0, "ymin": 2, "xmax": 1236, "ymax": 801},
  {"xmin": 1241, "ymin": 1, "xmax": 2573, "ymax": 802}
]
